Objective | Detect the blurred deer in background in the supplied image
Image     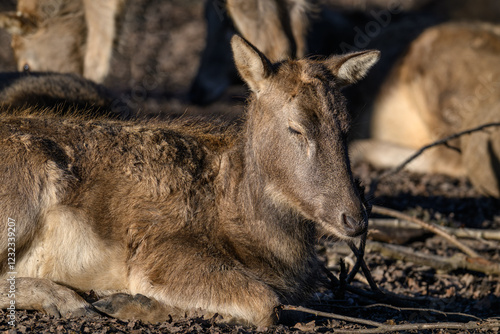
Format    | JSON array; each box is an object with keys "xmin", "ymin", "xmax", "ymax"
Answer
[
  {"xmin": 351, "ymin": 22, "xmax": 500, "ymax": 197},
  {"xmin": 0, "ymin": 72, "xmax": 127, "ymax": 118},
  {"xmin": 190, "ymin": 0, "xmax": 500, "ymax": 105},
  {"xmin": 0, "ymin": 0, "xmax": 125, "ymax": 83},
  {"xmin": 226, "ymin": 0, "xmax": 312, "ymax": 61},
  {"xmin": 189, "ymin": 0, "xmax": 316, "ymax": 105}
]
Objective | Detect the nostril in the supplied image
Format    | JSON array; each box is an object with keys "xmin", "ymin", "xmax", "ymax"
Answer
[
  {"xmin": 341, "ymin": 214, "xmax": 367, "ymax": 237},
  {"xmin": 342, "ymin": 214, "xmax": 357, "ymax": 229}
]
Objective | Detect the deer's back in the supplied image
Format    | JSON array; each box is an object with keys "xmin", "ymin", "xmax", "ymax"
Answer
[
  {"xmin": 372, "ymin": 22, "xmax": 500, "ymax": 146},
  {"xmin": 0, "ymin": 114, "xmax": 230, "ymax": 238}
]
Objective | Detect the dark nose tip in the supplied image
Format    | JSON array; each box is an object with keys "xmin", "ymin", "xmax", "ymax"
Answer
[{"xmin": 342, "ymin": 214, "xmax": 367, "ymax": 237}]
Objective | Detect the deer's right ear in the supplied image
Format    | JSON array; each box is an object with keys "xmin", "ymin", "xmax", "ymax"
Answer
[
  {"xmin": 0, "ymin": 12, "xmax": 37, "ymax": 35},
  {"xmin": 328, "ymin": 50, "xmax": 380, "ymax": 87},
  {"xmin": 231, "ymin": 35, "xmax": 273, "ymax": 94}
]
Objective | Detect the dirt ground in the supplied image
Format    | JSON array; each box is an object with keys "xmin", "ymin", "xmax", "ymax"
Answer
[{"xmin": 0, "ymin": 0, "xmax": 499, "ymax": 333}]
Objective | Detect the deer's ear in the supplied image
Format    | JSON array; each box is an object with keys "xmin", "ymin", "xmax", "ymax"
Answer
[
  {"xmin": 231, "ymin": 35, "xmax": 273, "ymax": 93},
  {"xmin": 0, "ymin": 12, "xmax": 37, "ymax": 35},
  {"xmin": 328, "ymin": 50, "xmax": 380, "ymax": 87}
]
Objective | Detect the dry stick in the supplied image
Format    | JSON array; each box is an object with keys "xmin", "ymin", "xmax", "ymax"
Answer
[
  {"xmin": 346, "ymin": 182, "xmax": 374, "ymax": 287},
  {"xmin": 346, "ymin": 235, "xmax": 366, "ymax": 284},
  {"xmin": 347, "ymin": 242, "xmax": 381, "ymax": 293},
  {"xmin": 331, "ymin": 320, "xmax": 500, "ymax": 334},
  {"xmin": 371, "ymin": 205, "xmax": 482, "ymax": 259},
  {"xmin": 370, "ymin": 218, "xmax": 500, "ymax": 241},
  {"xmin": 283, "ymin": 305, "xmax": 500, "ymax": 333},
  {"xmin": 323, "ymin": 262, "xmax": 424, "ymax": 309},
  {"xmin": 347, "ymin": 303, "xmax": 482, "ymax": 321},
  {"xmin": 339, "ymin": 259, "xmax": 350, "ymax": 299},
  {"xmin": 366, "ymin": 122, "xmax": 500, "ymax": 202},
  {"xmin": 282, "ymin": 305, "xmax": 382, "ymax": 327},
  {"xmin": 366, "ymin": 241, "xmax": 500, "ymax": 276},
  {"xmin": 377, "ymin": 122, "xmax": 500, "ymax": 181}
]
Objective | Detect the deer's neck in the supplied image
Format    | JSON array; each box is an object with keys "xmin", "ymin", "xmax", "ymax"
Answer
[{"xmin": 217, "ymin": 138, "xmax": 317, "ymax": 272}]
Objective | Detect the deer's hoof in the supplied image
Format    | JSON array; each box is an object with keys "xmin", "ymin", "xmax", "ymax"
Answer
[{"xmin": 93, "ymin": 293, "xmax": 153, "ymax": 319}]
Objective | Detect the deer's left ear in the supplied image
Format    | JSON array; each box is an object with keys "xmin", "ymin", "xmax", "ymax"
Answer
[
  {"xmin": 231, "ymin": 35, "xmax": 273, "ymax": 94},
  {"xmin": 327, "ymin": 50, "xmax": 380, "ymax": 87}
]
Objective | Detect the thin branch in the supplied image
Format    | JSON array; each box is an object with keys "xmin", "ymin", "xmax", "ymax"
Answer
[
  {"xmin": 369, "ymin": 218, "xmax": 500, "ymax": 241},
  {"xmin": 336, "ymin": 259, "xmax": 348, "ymax": 299},
  {"xmin": 323, "ymin": 262, "xmax": 425, "ymax": 308},
  {"xmin": 332, "ymin": 320, "xmax": 500, "ymax": 334},
  {"xmin": 346, "ymin": 236, "xmax": 366, "ymax": 284},
  {"xmin": 347, "ymin": 180, "xmax": 373, "ymax": 285},
  {"xmin": 322, "ymin": 264, "xmax": 340, "ymax": 286},
  {"xmin": 348, "ymin": 243, "xmax": 381, "ymax": 293},
  {"xmin": 366, "ymin": 241, "xmax": 500, "ymax": 275},
  {"xmin": 342, "ymin": 284, "xmax": 433, "ymax": 307},
  {"xmin": 378, "ymin": 122, "xmax": 500, "ymax": 181},
  {"xmin": 371, "ymin": 206, "xmax": 482, "ymax": 259},
  {"xmin": 366, "ymin": 122, "xmax": 500, "ymax": 199},
  {"xmin": 282, "ymin": 305, "xmax": 382, "ymax": 327},
  {"xmin": 283, "ymin": 305, "xmax": 500, "ymax": 334},
  {"xmin": 344, "ymin": 303, "xmax": 482, "ymax": 321}
]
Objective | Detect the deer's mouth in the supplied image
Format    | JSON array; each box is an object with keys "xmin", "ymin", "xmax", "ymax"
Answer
[{"xmin": 317, "ymin": 214, "xmax": 368, "ymax": 240}]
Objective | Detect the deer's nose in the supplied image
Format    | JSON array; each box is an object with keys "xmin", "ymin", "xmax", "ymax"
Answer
[{"xmin": 341, "ymin": 213, "xmax": 367, "ymax": 237}]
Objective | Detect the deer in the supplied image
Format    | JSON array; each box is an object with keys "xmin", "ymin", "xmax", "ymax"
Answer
[
  {"xmin": 0, "ymin": 35, "xmax": 379, "ymax": 326},
  {"xmin": 226, "ymin": 0, "xmax": 312, "ymax": 62},
  {"xmin": 190, "ymin": 0, "xmax": 315, "ymax": 105},
  {"xmin": 0, "ymin": 0, "xmax": 310, "ymax": 90},
  {"xmin": 0, "ymin": 0, "xmax": 125, "ymax": 83},
  {"xmin": 351, "ymin": 22, "xmax": 500, "ymax": 197},
  {"xmin": 190, "ymin": 0, "xmax": 500, "ymax": 106},
  {"xmin": 0, "ymin": 72, "xmax": 127, "ymax": 118}
]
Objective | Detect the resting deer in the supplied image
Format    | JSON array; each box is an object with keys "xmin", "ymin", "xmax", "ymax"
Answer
[
  {"xmin": 0, "ymin": 0, "xmax": 125, "ymax": 83},
  {"xmin": 351, "ymin": 22, "xmax": 500, "ymax": 197},
  {"xmin": 0, "ymin": 72, "xmax": 125, "ymax": 118},
  {"xmin": 0, "ymin": 36, "xmax": 379, "ymax": 326}
]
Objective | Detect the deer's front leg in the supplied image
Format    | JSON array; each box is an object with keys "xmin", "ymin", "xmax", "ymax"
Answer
[
  {"xmin": 120, "ymin": 238, "xmax": 281, "ymax": 326},
  {"xmin": 0, "ymin": 277, "xmax": 97, "ymax": 318}
]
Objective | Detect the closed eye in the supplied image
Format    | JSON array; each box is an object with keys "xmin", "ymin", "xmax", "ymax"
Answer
[{"xmin": 288, "ymin": 126, "xmax": 302, "ymax": 135}]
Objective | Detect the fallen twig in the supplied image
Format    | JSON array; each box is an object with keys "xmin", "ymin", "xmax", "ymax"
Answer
[
  {"xmin": 332, "ymin": 320, "xmax": 500, "ymax": 334},
  {"xmin": 371, "ymin": 206, "xmax": 482, "ymax": 259},
  {"xmin": 283, "ymin": 305, "xmax": 500, "ymax": 333},
  {"xmin": 322, "ymin": 262, "xmax": 427, "ymax": 308},
  {"xmin": 343, "ymin": 303, "xmax": 482, "ymax": 321},
  {"xmin": 366, "ymin": 122, "xmax": 500, "ymax": 201},
  {"xmin": 369, "ymin": 218, "xmax": 500, "ymax": 241},
  {"xmin": 366, "ymin": 241, "xmax": 500, "ymax": 275},
  {"xmin": 282, "ymin": 305, "xmax": 382, "ymax": 327},
  {"xmin": 348, "ymin": 242, "xmax": 382, "ymax": 293},
  {"xmin": 377, "ymin": 122, "xmax": 500, "ymax": 181},
  {"xmin": 346, "ymin": 181, "xmax": 372, "ymax": 286}
]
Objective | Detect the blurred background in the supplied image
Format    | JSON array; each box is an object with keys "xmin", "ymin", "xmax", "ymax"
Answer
[{"xmin": 0, "ymin": 0, "xmax": 497, "ymax": 121}]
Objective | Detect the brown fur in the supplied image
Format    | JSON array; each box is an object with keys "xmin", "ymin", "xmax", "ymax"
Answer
[
  {"xmin": 227, "ymin": 0, "xmax": 313, "ymax": 61},
  {"xmin": 1, "ymin": 0, "xmax": 309, "ymax": 86},
  {"xmin": 351, "ymin": 22, "xmax": 500, "ymax": 197},
  {"xmin": 0, "ymin": 0, "xmax": 125, "ymax": 83},
  {"xmin": 190, "ymin": 0, "xmax": 315, "ymax": 105},
  {"xmin": 0, "ymin": 72, "xmax": 125, "ymax": 118},
  {"xmin": 0, "ymin": 36, "xmax": 379, "ymax": 326}
]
